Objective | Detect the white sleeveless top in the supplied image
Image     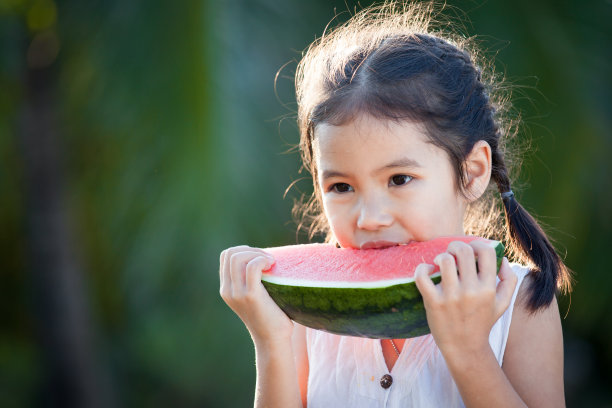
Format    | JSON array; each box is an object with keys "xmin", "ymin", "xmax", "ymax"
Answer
[{"xmin": 305, "ymin": 263, "xmax": 530, "ymax": 408}]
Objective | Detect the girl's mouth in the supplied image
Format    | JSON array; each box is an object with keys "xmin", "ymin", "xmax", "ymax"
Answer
[{"xmin": 359, "ymin": 240, "xmax": 402, "ymax": 250}]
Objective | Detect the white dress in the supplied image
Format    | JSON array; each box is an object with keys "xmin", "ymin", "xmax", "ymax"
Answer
[{"xmin": 305, "ymin": 263, "xmax": 530, "ymax": 408}]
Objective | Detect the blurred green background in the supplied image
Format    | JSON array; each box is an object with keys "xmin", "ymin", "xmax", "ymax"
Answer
[{"xmin": 1, "ymin": 0, "xmax": 610, "ymax": 406}]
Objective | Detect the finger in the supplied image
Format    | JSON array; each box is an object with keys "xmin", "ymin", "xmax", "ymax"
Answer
[
  {"xmin": 433, "ymin": 252, "xmax": 459, "ymax": 290},
  {"xmin": 494, "ymin": 258, "xmax": 519, "ymax": 318},
  {"xmin": 229, "ymin": 250, "xmax": 265, "ymax": 297},
  {"xmin": 219, "ymin": 249, "xmax": 226, "ymax": 282},
  {"xmin": 220, "ymin": 245, "xmax": 252, "ymax": 283},
  {"xmin": 246, "ymin": 255, "xmax": 275, "ymax": 293},
  {"xmin": 414, "ymin": 263, "xmax": 439, "ymax": 303},
  {"xmin": 219, "ymin": 249, "xmax": 232, "ymax": 299},
  {"xmin": 469, "ymin": 240, "xmax": 498, "ymax": 286},
  {"xmin": 446, "ymin": 241, "xmax": 477, "ymax": 285}
]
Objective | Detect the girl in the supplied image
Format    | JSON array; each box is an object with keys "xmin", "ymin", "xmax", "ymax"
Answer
[{"xmin": 219, "ymin": 2, "xmax": 572, "ymax": 407}]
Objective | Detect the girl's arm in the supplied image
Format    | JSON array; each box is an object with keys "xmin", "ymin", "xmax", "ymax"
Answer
[
  {"xmin": 219, "ymin": 246, "xmax": 305, "ymax": 408},
  {"xmin": 502, "ymin": 284, "xmax": 565, "ymax": 406},
  {"xmin": 415, "ymin": 240, "xmax": 564, "ymax": 408},
  {"xmin": 293, "ymin": 323, "xmax": 310, "ymax": 407}
]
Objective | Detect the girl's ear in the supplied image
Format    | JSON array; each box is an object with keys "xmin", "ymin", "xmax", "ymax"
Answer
[{"xmin": 464, "ymin": 140, "xmax": 492, "ymax": 201}]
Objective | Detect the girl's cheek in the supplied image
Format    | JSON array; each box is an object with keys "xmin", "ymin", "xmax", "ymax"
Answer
[
  {"xmin": 325, "ymin": 214, "xmax": 352, "ymax": 245},
  {"xmin": 327, "ymin": 211, "xmax": 348, "ymax": 232},
  {"xmin": 323, "ymin": 197, "xmax": 348, "ymax": 220}
]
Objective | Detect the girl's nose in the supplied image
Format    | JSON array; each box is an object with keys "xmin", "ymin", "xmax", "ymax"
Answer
[{"xmin": 356, "ymin": 196, "xmax": 393, "ymax": 230}]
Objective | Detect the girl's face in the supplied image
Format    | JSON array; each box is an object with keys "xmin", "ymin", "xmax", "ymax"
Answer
[{"xmin": 314, "ymin": 115, "xmax": 469, "ymax": 249}]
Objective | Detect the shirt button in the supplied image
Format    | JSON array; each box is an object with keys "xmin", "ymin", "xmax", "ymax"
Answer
[{"xmin": 380, "ymin": 374, "xmax": 393, "ymax": 389}]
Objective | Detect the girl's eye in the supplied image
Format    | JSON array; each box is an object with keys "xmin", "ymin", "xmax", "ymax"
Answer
[
  {"xmin": 389, "ymin": 174, "xmax": 412, "ymax": 186},
  {"xmin": 330, "ymin": 183, "xmax": 353, "ymax": 193}
]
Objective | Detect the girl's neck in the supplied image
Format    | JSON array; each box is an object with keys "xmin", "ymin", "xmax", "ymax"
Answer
[{"xmin": 381, "ymin": 338, "xmax": 406, "ymax": 372}]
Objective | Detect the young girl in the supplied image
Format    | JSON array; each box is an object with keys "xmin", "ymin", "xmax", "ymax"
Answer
[{"xmin": 219, "ymin": 3, "xmax": 571, "ymax": 407}]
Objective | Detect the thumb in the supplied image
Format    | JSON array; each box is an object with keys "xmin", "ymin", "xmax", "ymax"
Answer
[{"xmin": 494, "ymin": 258, "xmax": 518, "ymax": 318}]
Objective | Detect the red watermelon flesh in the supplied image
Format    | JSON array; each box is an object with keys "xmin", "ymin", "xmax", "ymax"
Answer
[{"xmin": 262, "ymin": 236, "xmax": 488, "ymax": 288}]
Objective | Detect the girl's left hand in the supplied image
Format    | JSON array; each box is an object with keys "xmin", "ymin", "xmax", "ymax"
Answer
[{"xmin": 414, "ymin": 240, "xmax": 518, "ymax": 358}]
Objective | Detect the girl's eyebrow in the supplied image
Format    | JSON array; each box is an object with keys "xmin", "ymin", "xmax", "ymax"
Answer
[
  {"xmin": 379, "ymin": 157, "xmax": 422, "ymax": 171},
  {"xmin": 321, "ymin": 157, "xmax": 422, "ymax": 180},
  {"xmin": 321, "ymin": 169, "xmax": 348, "ymax": 180}
]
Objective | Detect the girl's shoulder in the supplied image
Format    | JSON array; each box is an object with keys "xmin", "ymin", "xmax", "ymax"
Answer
[{"xmin": 508, "ymin": 261, "xmax": 562, "ymax": 342}]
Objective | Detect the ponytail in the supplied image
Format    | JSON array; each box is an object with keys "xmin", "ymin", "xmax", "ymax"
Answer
[{"xmin": 492, "ymin": 157, "xmax": 572, "ymax": 312}]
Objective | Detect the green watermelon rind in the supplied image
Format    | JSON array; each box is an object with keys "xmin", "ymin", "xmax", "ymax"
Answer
[
  {"xmin": 262, "ymin": 275, "xmax": 440, "ymax": 338},
  {"xmin": 262, "ymin": 241, "xmax": 504, "ymax": 339}
]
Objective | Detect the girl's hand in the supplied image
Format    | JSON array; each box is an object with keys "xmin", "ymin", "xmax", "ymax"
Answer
[
  {"xmin": 414, "ymin": 240, "xmax": 518, "ymax": 358},
  {"xmin": 219, "ymin": 246, "xmax": 294, "ymax": 345}
]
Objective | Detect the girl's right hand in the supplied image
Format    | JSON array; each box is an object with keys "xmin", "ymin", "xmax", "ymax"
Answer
[{"xmin": 219, "ymin": 246, "xmax": 294, "ymax": 345}]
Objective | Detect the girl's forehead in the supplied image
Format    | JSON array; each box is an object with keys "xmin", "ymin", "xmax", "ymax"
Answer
[
  {"xmin": 313, "ymin": 116, "xmax": 432, "ymax": 157},
  {"xmin": 312, "ymin": 116, "xmax": 453, "ymax": 177}
]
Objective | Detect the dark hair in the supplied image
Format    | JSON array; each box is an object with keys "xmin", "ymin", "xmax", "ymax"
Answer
[{"xmin": 292, "ymin": 2, "xmax": 571, "ymax": 311}]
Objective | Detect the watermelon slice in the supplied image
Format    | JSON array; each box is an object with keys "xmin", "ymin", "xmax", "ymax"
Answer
[{"xmin": 262, "ymin": 236, "xmax": 504, "ymax": 339}]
